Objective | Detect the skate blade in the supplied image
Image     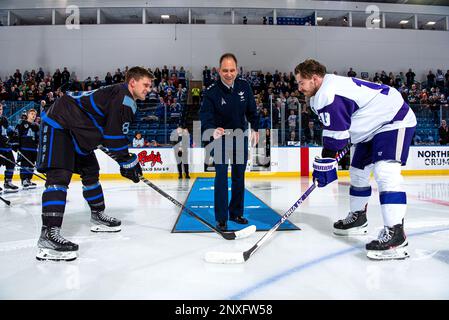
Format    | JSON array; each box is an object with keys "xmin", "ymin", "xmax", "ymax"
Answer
[
  {"xmin": 366, "ymin": 244, "xmax": 409, "ymax": 260},
  {"xmin": 90, "ymin": 225, "xmax": 121, "ymax": 233},
  {"xmin": 36, "ymin": 248, "xmax": 78, "ymax": 261},
  {"xmin": 333, "ymin": 225, "xmax": 368, "ymax": 236},
  {"xmin": 3, "ymin": 189, "xmax": 19, "ymax": 193}
]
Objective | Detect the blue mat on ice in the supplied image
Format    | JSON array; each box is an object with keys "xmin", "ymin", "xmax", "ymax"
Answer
[{"xmin": 172, "ymin": 178, "xmax": 300, "ymax": 233}]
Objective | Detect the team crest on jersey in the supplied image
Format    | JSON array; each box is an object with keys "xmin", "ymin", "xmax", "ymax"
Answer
[
  {"xmin": 221, "ymin": 98, "xmax": 226, "ymax": 106},
  {"xmin": 238, "ymin": 91, "xmax": 245, "ymax": 102},
  {"xmin": 24, "ymin": 124, "xmax": 29, "ymax": 129}
]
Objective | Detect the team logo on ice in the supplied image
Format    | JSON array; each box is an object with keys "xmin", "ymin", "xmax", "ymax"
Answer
[{"xmin": 138, "ymin": 150, "xmax": 163, "ymax": 167}]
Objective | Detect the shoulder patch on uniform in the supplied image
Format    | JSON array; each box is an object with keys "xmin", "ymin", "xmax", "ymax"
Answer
[
  {"xmin": 123, "ymin": 95, "xmax": 137, "ymax": 114},
  {"xmin": 206, "ymin": 83, "xmax": 216, "ymax": 91}
]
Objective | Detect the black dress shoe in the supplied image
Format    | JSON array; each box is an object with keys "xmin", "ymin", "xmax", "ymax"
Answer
[
  {"xmin": 230, "ymin": 216, "xmax": 248, "ymax": 224},
  {"xmin": 216, "ymin": 221, "xmax": 227, "ymax": 231}
]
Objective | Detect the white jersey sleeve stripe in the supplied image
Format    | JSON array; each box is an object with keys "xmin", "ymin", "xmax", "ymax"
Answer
[{"xmin": 322, "ymin": 129, "xmax": 350, "ymax": 140}]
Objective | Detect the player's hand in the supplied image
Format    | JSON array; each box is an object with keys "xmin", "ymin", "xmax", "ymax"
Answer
[
  {"xmin": 119, "ymin": 153, "xmax": 142, "ymax": 183},
  {"xmin": 312, "ymin": 157, "xmax": 338, "ymax": 188},
  {"xmin": 213, "ymin": 127, "xmax": 225, "ymax": 140}
]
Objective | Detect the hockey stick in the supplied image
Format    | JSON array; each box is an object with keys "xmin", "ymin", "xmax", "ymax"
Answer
[
  {"xmin": 16, "ymin": 150, "xmax": 47, "ymax": 178},
  {"xmin": 99, "ymin": 145, "xmax": 256, "ymax": 240},
  {"xmin": 205, "ymin": 144, "xmax": 352, "ymax": 263},
  {"xmin": 0, "ymin": 154, "xmax": 47, "ymax": 181},
  {"xmin": 0, "ymin": 195, "xmax": 11, "ymax": 206}
]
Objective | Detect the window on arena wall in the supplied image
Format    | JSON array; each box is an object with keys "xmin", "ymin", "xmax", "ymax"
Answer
[
  {"xmin": 233, "ymin": 8, "xmax": 273, "ymax": 25},
  {"xmin": 99, "ymin": 7, "xmax": 142, "ymax": 25},
  {"xmin": 0, "ymin": 10, "xmax": 7, "ymax": 26},
  {"xmin": 315, "ymin": 10, "xmax": 350, "ymax": 27},
  {"xmin": 275, "ymin": 9, "xmax": 316, "ymax": 26},
  {"xmin": 417, "ymin": 14, "xmax": 446, "ymax": 30},
  {"xmin": 190, "ymin": 8, "xmax": 232, "ymax": 25},
  {"xmin": 145, "ymin": 8, "xmax": 189, "ymax": 24},
  {"xmin": 9, "ymin": 9, "xmax": 52, "ymax": 26},
  {"xmin": 54, "ymin": 8, "xmax": 98, "ymax": 25}
]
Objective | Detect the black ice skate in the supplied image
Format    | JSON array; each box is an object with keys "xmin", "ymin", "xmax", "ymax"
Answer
[
  {"xmin": 333, "ymin": 206, "xmax": 368, "ymax": 236},
  {"xmin": 22, "ymin": 179, "xmax": 37, "ymax": 190},
  {"xmin": 90, "ymin": 211, "xmax": 121, "ymax": 232},
  {"xmin": 4, "ymin": 180, "xmax": 19, "ymax": 193},
  {"xmin": 366, "ymin": 223, "xmax": 409, "ymax": 260},
  {"xmin": 36, "ymin": 226, "xmax": 79, "ymax": 261}
]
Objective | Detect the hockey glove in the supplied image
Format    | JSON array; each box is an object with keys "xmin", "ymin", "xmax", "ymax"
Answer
[
  {"xmin": 119, "ymin": 153, "xmax": 142, "ymax": 183},
  {"xmin": 312, "ymin": 157, "xmax": 338, "ymax": 188}
]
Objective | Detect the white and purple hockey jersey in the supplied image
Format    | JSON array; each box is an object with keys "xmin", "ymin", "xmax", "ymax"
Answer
[{"xmin": 310, "ymin": 74, "xmax": 417, "ymax": 151}]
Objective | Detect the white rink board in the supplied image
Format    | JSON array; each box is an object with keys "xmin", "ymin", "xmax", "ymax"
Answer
[{"xmin": 1, "ymin": 146, "xmax": 448, "ymax": 175}]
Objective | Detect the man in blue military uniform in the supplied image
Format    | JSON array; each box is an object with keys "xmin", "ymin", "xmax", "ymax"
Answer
[{"xmin": 200, "ymin": 53, "xmax": 259, "ymax": 231}]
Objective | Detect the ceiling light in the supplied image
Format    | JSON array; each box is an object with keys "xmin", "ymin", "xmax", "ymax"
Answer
[
  {"xmin": 316, "ymin": 17, "xmax": 323, "ymax": 21},
  {"xmin": 161, "ymin": 15, "xmax": 170, "ymax": 19},
  {"xmin": 37, "ymin": 16, "xmax": 45, "ymax": 20},
  {"xmin": 426, "ymin": 21, "xmax": 436, "ymax": 25},
  {"xmin": 372, "ymin": 18, "xmax": 381, "ymax": 23},
  {"xmin": 399, "ymin": 20, "xmax": 409, "ymax": 24}
]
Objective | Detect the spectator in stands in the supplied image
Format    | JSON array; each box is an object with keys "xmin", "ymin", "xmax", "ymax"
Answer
[
  {"xmin": 287, "ymin": 109, "xmax": 297, "ymax": 134},
  {"xmin": 176, "ymin": 84, "xmax": 187, "ymax": 102},
  {"xmin": 153, "ymin": 67, "xmax": 162, "ymax": 86},
  {"xmin": 203, "ymin": 66, "xmax": 211, "ymax": 86},
  {"xmin": 40, "ymin": 100, "xmax": 47, "ymax": 114},
  {"xmin": 427, "ymin": 70, "xmax": 436, "ymax": 88},
  {"xmin": 132, "ymin": 132, "xmax": 146, "ymax": 148},
  {"xmin": 154, "ymin": 97, "xmax": 167, "ymax": 120},
  {"xmin": 105, "ymin": 72, "xmax": 113, "ymax": 85},
  {"xmin": 287, "ymin": 91, "xmax": 300, "ymax": 112},
  {"xmin": 148, "ymin": 88, "xmax": 159, "ymax": 103},
  {"xmin": 92, "ymin": 76, "xmax": 102, "ymax": 89},
  {"xmin": 445, "ymin": 69, "xmax": 449, "ymax": 91},
  {"xmin": 438, "ymin": 120, "xmax": 449, "ymax": 145},
  {"xmin": 178, "ymin": 66, "xmax": 186, "ymax": 87},
  {"xmin": 303, "ymin": 120, "xmax": 319, "ymax": 145},
  {"xmin": 406, "ymin": 68, "xmax": 415, "ymax": 87},
  {"xmin": 287, "ymin": 130, "xmax": 299, "ymax": 145},
  {"xmin": 169, "ymin": 98, "xmax": 182, "ymax": 121},
  {"xmin": 347, "ymin": 68, "xmax": 356, "ymax": 77},
  {"xmin": 164, "ymin": 88, "xmax": 175, "ymax": 105},
  {"xmin": 52, "ymin": 69, "xmax": 62, "ymax": 90},
  {"xmin": 272, "ymin": 100, "xmax": 281, "ymax": 130},
  {"xmin": 14, "ymin": 69, "xmax": 22, "ymax": 85},
  {"xmin": 113, "ymin": 69, "xmax": 123, "ymax": 83},
  {"xmin": 243, "ymin": 16, "xmax": 248, "ymax": 24},
  {"xmin": 436, "ymin": 69, "xmax": 445, "ymax": 89},
  {"xmin": 61, "ymin": 67, "xmax": 70, "ymax": 87},
  {"xmin": 191, "ymin": 86, "xmax": 201, "ymax": 105},
  {"xmin": 161, "ymin": 65, "xmax": 169, "ymax": 80}
]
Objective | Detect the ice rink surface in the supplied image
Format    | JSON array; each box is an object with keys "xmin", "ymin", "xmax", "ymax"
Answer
[{"xmin": 1, "ymin": 175, "xmax": 448, "ymax": 300}]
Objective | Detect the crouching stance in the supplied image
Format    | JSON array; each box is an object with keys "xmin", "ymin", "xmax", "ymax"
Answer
[
  {"xmin": 36, "ymin": 67, "xmax": 153, "ymax": 261},
  {"xmin": 296, "ymin": 59, "xmax": 416, "ymax": 260}
]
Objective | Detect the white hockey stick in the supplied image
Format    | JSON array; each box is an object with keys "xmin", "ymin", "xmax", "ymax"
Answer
[{"xmin": 205, "ymin": 144, "xmax": 351, "ymax": 263}]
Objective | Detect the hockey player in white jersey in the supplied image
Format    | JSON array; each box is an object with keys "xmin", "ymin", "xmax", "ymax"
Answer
[{"xmin": 295, "ymin": 59, "xmax": 416, "ymax": 260}]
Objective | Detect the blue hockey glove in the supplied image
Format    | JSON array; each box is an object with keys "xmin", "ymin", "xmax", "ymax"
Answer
[
  {"xmin": 312, "ymin": 157, "xmax": 338, "ymax": 188},
  {"xmin": 119, "ymin": 153, "xmax": 142, "ymax": 183}
]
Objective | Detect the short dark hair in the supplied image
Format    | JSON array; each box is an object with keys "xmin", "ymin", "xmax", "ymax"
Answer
[
  {"xmin": 294, "ymin": 59, "xmax": 326, "ymax": 79},
  {"xmin": 125, "ymin": 66, "xmax": 155, "ymax": 83},
  {"xmin": 219, "ymin": 53, "xmax": 238, "ymax": 66}
]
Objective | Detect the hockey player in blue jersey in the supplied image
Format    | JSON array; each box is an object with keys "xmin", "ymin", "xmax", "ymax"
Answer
[
  {"xmin": 35, "ymin": 67, "xmax": 153, "ymax": 261},
  {"xmin": 295, "ymin": 59, "xmax": 416, "ymax": 260}
]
